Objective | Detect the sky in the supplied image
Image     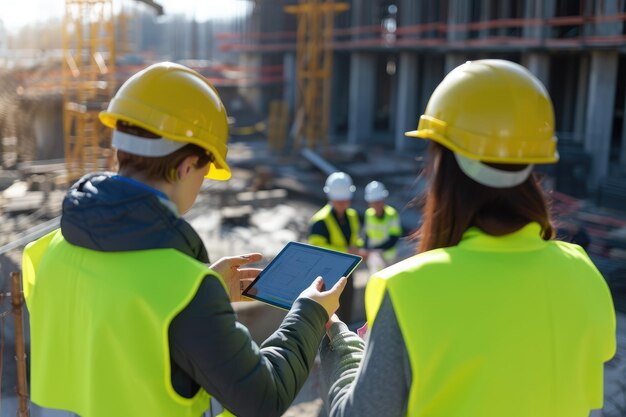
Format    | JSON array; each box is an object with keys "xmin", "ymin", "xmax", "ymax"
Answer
[{"xmin": 0, "ymin": 0, "xmax": 253, "ymax": 33}]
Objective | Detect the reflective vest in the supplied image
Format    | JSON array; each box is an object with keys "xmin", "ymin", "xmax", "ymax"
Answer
[
  {"xmin": 365, "ymin": 223, "xmax": 615, "ymax": 417},
  {"xmin": 309, "ymin": 204, "xmax": 363, "ymax": 252},
  {"xmin": 364, "ymin": 205, "xmax": 401, "ymax": 261},
  {"xmin": 22, "ymin": 229, "xmax": 233, "ymax": 417}
]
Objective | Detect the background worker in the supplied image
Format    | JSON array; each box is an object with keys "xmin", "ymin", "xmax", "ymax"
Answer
[
  {"xmin": 363, "ymin": 180, "xmax": 402, "ymax": 273},
  {"xmin": 319, "ymin": 60, "xmax": 615, "ymax": 417},
  {"xmin": 22, "ymin": 62, "xmax": 346, "ymax": 417},
  {"xmin": 309, "ymin": 171, "xmax": 365, "ymax": 324}
]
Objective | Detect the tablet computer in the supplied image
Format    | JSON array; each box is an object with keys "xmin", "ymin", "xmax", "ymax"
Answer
[{"xmin": 242, "ymin": 242, "xmax": 362, "ymax": 310}]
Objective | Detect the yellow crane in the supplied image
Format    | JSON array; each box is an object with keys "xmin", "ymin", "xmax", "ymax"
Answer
[
  {"xmin": 62, "ymin": 0, "xmax": 163, "ymax": 182},
  {"xmin": 285, "ymin": 0, "xmax": 348, "ymax": 150}
]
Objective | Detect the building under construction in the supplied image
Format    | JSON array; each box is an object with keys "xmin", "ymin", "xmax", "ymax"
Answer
[
  {"xmin": 2, "ymin": 2, "xmax": 626, "ymax": 416},
  {"xmin": 219, "ymin": 0, "xmax": 626, "ymax": 205},
  {"xmin": 2, "ymin": 0, "xmax": 626, "ymax": 204}
]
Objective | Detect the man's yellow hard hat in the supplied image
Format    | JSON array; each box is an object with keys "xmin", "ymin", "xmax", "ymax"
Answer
[
  {"xmin": 406, "ymin": 59, "xmax": 559, "ymax": 164},
  {"xmin": 100, "ymin": 62, "xmax": 231, "ymax": 180}
]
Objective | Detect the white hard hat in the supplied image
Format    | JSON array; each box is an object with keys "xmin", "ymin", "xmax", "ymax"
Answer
[
  {"xmin": 324, "ymin": 172, "xmax": 355, "ymax": 201},
  {"xmin": 364, "ymin": 181, "xmax": 388, "ymax": 202}
]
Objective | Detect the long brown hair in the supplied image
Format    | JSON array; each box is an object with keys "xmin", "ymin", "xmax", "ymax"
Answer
[{"xmin": 415, "ymin": 143, "xmax": 555, "ymax": 253}]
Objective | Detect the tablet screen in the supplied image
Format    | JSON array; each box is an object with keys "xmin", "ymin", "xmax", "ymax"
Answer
[{"xmin": 242, "ymin": 242, "xmax": 362, "ymax": 310}]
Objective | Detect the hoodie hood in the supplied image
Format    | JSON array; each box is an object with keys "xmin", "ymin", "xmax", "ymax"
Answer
[{"xmin": 61, "ymin": 173, "xmax": 209, "ymax": 263}]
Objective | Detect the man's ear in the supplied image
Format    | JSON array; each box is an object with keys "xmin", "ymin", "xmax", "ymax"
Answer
[{"xmin": 177, "ymin": 155, "xmax": 200, "ymax": 180}]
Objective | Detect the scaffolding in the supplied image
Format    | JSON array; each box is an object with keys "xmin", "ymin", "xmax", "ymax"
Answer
[
  {"xmin": 219, "ymin": 11, "xmax": 626, "ymax": 52},
  {"xmin": 62, "ymin": 0, "xmax": 116, "ymax": 181},
  {"xmin": 285, "ymin": 0, "xmax": 348, "ymax": 150},
  {"xmin": 62, "ymin": 0, "xmax": 163, "ymax": 182}
]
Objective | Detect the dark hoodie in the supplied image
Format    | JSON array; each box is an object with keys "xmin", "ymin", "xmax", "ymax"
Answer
[{"xmin": 61, "ymin": 173, "xmax": 328, "ymax": 417}]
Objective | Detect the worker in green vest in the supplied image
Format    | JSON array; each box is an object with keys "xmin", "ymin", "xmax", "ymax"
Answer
[
  {"xmin": 309, "ymin": 171, "xmax": 365, "ymax": 324},
  {"xmin": 318, "ymin": 60, "xmax": 615, "ymax": 417},
  {"xmin": 22, "ymin": 62, "xmax": 346, "ymax": 417},
  {"xmin": 363, "ymin": 180, "xmax": 402, "ymax": 273}
]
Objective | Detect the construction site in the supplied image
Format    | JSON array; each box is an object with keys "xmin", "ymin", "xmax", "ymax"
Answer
[{"xmin": 1, "ymin": 0, "xmax": 626, "ymax": 416}]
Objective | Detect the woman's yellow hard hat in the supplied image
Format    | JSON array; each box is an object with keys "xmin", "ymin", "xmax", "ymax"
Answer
[{"xmin": 406, "ymin": 59, "xmax": 559, "ymax": 165}]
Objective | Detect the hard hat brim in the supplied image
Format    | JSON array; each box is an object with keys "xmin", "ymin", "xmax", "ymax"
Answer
[
  {"xmin": 405, "ymin": 128, "xmax": 559, "ymax": 165},
  {"xmin": 206, "ymin": 159, "xmax": 231, "ymax": 180},
  {"xmin": 100, "ymin": 111, "xmax": 232, "ymax": 181}
]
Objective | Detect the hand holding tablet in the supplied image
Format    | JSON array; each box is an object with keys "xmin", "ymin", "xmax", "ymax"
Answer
[{"xmin": 243, "ymin": 242, "xmax": 362, "ymax": 310}]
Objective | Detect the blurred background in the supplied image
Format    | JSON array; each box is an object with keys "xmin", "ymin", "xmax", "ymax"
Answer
[{"xmin": 1, "ymin": 0, "xmax": 626, "ymax": 416}]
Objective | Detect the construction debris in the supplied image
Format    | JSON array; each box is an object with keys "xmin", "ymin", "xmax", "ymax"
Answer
[{"xmin": 236, "ymin": 188, "xmax": 288, "ymax": 208}]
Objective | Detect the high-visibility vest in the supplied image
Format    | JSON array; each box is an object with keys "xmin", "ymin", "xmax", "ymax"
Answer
[
  {"xmin": 309, "ymin": 204, "xmax": 363, "ymax": 252},
  {"xmin": 22, "ymin": 229, "xmax": 234, "ymax": 417},
  {"xmin": 364, "ymin": 205, "xmax": 401, "ymax": 261},
  {"xmin": 365, "ymin": 223, "xmax": 615, "ymax": 417}
]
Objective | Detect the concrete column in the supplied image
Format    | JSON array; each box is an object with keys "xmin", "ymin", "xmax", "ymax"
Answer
[
  {"xmin": 347, "ymin": 53, "xmax": 376, "ymax": 144},
  {"xmin": 499, "ymin": 2, "xmax": 511, "ymax": 36},
  {"xmin": 619, "ymin": 125, "xmax": 626, "ymax": 168},
  {"xmin": 584, "ymin": 51, "xmax": 619, "ymax": 186},
  {"xmin": 34, "ymin": 100, "xmax": 64, "ymax": 160},
  {"xmin": 523, "ymin": 0, "xmax": 556, "ymax": 39},
  {"xmin": 239, "ymin": 52, "xmax": 263, "ymax": 115},
  {"xmin": 521, "ymin": 53, "xmax": 550, "ymax": 89},
  {"xmin": 447, "ymin": 0, "xmax": 472, "ymax": 42},
  {"xmin": 542, "ymin": 0, "xmax": 557, "ymax": 29},
  {"xmin": 619, "ymin": 59, "xmax": 626, "ymax": 166},
  {"xmin": 573, "ymin": 55, "xmax": 590, "ymax": 142},
  {"xmin": 394, "ymin": 53, "xmax": 418, "ymax": 151},
  {"xmin": 522, "ymin": 0, "xmax": 554, "ymax": 92},
  {"xmin": 595, "ymin": 0, "xmax": 623, "ymax": 37},
  {"xmin": 398, "ymin": 0, "xmax": 419, "ymax": 26},
  {"xmin": 420, "ymin": 56, "xmax": 445, "ymax": 115},
  {"xmin": 445, "ymin": 54, "xmax": 466, "ymax": 74},
  {"xmin": 394, "ymin": 0, "xmax": 420, "ymax": 143},
  {"xmin": 282, "ymin": 53, "xmax": 296, "ymax": 116},
  {"xmin": 182, "ymin": 18, "xmax": 194, "ymax": 59},
  {"xmin": 351, "ymin": 0, "xmax": 369, "ymax": 38},
  {"xmin": 445, "ymin": 0, "xmax": 471, "ymax": 73},
  {"xmin": 389, "ymin": 60, "xmax": 399, "ymax": 135},
  {"xmin": 197, "ymin": 21, "xmax": 208, "ymax": 59},
  {"xmin": 620, "ymin": 95, "xmax": 626, "ymax": 166},
  {"xmin": 522, "ymin": 0, "xmax": 538, "ymax": 38},
  {"xmin": 329, "ymin": 55, "xmax": 349, "ymax": 138},
  {"xmin": 259, "ymin": 1, "xmax": 284, "ymax": 33},
  {"xmin": 197, "ymin": 21, "xmax": 215, "ymax": 60},
  {"xmin": 479, "ymin": 0, "xmax": 492, "ymax": 39}
]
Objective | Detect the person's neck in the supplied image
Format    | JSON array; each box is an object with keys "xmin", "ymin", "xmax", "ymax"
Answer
[
  {"xmin": 474, "ymin": 217, "xmax": 528, "ymax": 237},
  {"xmin": 331, "ymin": 207, "xmax": 344, "ymax": 215},
  {"xmin": 118, "ymin": 170, "xmax": 173, "ymax": 200}
]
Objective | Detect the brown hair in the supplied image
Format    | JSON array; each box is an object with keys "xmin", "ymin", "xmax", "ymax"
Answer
[
  {"xmin": 414, "ymin": 143, "xmax": 555, "ymax": 253},
  {"xmin": 115, "ymin": 121, "xmax": 213, "ymax": 182}
]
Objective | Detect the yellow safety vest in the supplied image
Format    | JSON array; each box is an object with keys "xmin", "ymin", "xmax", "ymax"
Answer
[
  {"xmin": 364, "ymin": 205, "xmax": 401, "ymax": 261},
  {"xmin": 22, "ymin": 229, "xmax": 234, "ymax": 417},
  {"xmin": 365, "ymin": 223, "xmax": 615, "ymax": 417},
  {"xmin": 309, "ymin": 204, "xmax": 363, "ymax": 252}
]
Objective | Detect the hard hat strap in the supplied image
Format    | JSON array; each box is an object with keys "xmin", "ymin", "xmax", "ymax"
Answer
[
  {"xmin": 454, "ymin": 153, "xmax": 533, "ymax": 189},
  {"xmin": 112, "ymin": 130, "xmax": 186, "ymax": 157}
]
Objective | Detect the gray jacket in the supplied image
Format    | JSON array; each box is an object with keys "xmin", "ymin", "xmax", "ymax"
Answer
[{"xmin": 320, "ymin": 292, "xmax": 411, "ymax": 417}]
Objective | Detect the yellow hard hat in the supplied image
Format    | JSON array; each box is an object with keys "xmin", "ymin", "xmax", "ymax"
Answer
[
  {"xmin": 100, "ymin": 62, "xmax": 231, "ymax": 180},
  {"xmin": 406, "ymin": 59, "xmax": 558, "ymax": 164}
]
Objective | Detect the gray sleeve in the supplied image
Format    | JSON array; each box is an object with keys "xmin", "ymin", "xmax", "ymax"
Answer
[
  {"xmin": 169, "ymin": 275, "xmax": 328, "ymax": 417},
  {"xmin": 319, "ymin": 292, "xmax": 411, "ymax": 417}
]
